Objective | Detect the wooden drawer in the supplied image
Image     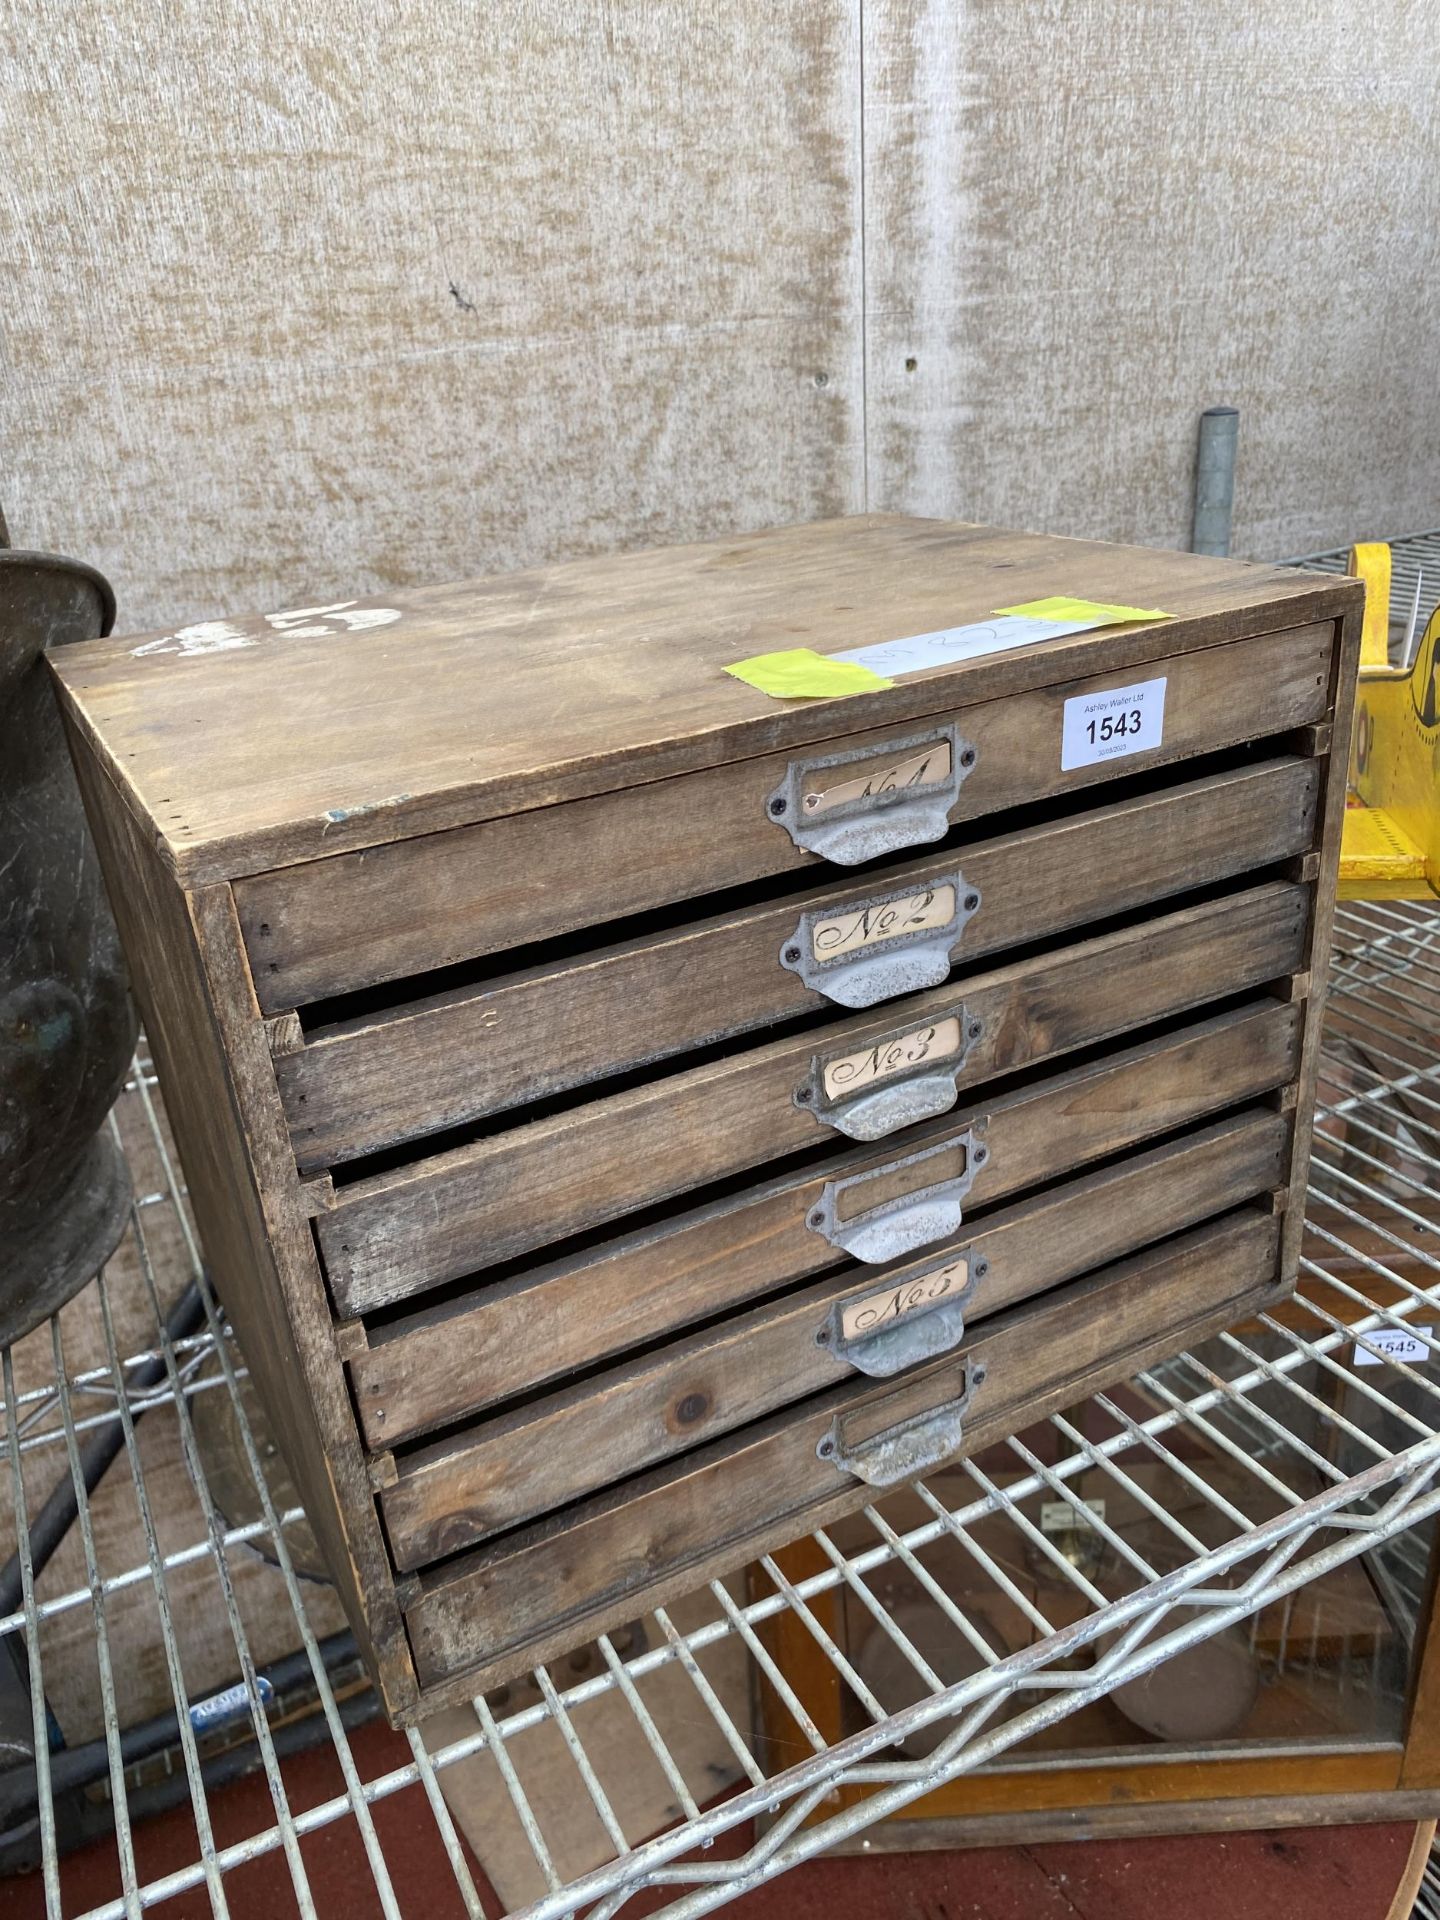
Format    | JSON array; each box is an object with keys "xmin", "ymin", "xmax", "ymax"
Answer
[
  {"xmin": 402, "ymin": 1207, "xmax": 1284, "ymax": 1697},
  {"xmin": 237, "ymin": 620, "xmax": 1332, "ymax": 1012},
  {"xmin": 280, "ymin": 754, "xmax": 1318, "ymax": 1170},
  {"xmin": 377, "ymin": 1109, "xmax": 1288, "ymax": 1568},
  {"xmin": 321, "ymin": 880, "xmax": 1308, "ymax": 1313},
  {"xmin": 51, "ymin": 515, "xmax": 1360, "ymax": 1724},
  {"xmin": 333, "ymin": 997, "xmax": 1299, "ymax": 1334}
]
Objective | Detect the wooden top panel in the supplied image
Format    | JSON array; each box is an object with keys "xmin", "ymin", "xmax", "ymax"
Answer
[{"xmin": 48, "ymin": 515, "xmax": 1355, "ymax": 882}]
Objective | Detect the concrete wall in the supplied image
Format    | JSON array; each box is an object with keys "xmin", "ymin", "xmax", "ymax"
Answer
[{"xmin": 5, "ymin": 1, "xmax": 1437, "ymax": 634}]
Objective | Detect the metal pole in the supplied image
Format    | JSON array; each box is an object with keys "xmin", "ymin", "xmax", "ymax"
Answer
[{"xmin": 1191, "ymin": 405, "xmax": 1239, "ymax": 556}]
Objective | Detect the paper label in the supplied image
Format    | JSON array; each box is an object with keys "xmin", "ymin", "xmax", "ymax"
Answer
[
  {"xmin": 803, "ymin": 739, "xmax": 953, "ymax": 817},
  {"xmin": 820, "ymin": 1016, "xmax": 963, "ymax": 1101},
  {"xmin": 834, "ymin": 600, "xmax": 1170, "ymax": 681},
  {"xmin": 1040, "ymin": 1498, "xmax": 1106, "ymax": 1532},
  {"xmin": 810, "ymin": 883, "xmax": 955, "ymax": 964},
  {"xmin": 835, "ymin": 617, "xmax": 1083, "ymax": 679},
  {"xmin": 839, "ymin": 1255, "xmax": 969, "ymax": 1341},
  {"xmin": 1060, "ymin": 677, "xmax": 1167, "ymax": 771},
  {"xmin": 1354, "ymin": 1325, "xmax": 1433, "ymax": 1366}
]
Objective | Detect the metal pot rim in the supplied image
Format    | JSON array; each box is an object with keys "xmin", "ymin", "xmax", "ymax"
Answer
[{"xmin": 0, "ymin": 549, "xmax": 117, "ymax": 637}]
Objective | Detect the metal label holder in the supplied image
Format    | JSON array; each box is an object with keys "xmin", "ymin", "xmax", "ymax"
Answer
[
  {"xmin": 805, "ymin": 1125, "xmax": 988, "ymax": 1264},
  {"xmin": 765, "ymin": 725, "xmax": 976, "ymax": 865},
  {"xmin": 779, "ymin": 872, "xmax": 980, "ymax": 1010},
  {"xmin": 817, "ymin": 1355, "xmax": 987, "ymax": 1486},
  {"xmin": 815, "ymin": 1249, "xmax": 989, "ymax": 1379},
  {"xmin": 795, "ymin": 1003, "xmax": 984, "ymax": 1142}
]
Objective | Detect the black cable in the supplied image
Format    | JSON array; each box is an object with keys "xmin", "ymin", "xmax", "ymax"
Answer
[
  {"xmin": 0, "ymin": 1278, "xmax": 208, "ymax": 1621},
  {"xmin": 0, "ymin": 1629, "xmax": 361, "ymax": 1819}
]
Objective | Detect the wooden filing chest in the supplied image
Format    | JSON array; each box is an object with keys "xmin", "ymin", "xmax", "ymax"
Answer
[{"xmin": 50, "ymin": 516, "xmax": 1361, "ymax": 1724}]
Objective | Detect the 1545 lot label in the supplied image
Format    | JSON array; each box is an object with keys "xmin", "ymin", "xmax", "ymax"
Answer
[
  {"xmin": 1354, "ymin": 1324, "xmax": 1433, "ymax": 1366},
  {"xmin": 1061, "ymin": 676, "xmax": 1167, "ymax": 771}
]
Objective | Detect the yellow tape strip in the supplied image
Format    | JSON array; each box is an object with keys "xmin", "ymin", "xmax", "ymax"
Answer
[
  {"xmin": 722, "ymin": 648, "xmax": 894, "ymax": 700},
  {"xmin": 1349, "ymin": 543, "xmax": 1392, "ymax": 670},
  {"xmin": 993, "ymin": 597, "xmax": 1171, "ymax": 625}
]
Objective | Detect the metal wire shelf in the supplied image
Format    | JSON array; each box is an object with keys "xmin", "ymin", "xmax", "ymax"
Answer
[
  {"xmin": 5, "ymin": 898, "xmax": 1440, "ymax": 1918},
  {"xmin": 1285, "ymin": 528, "xmax": 1440, "ymax": 648}
]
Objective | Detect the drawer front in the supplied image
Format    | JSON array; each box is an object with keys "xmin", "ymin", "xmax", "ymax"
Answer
[
  {"xmin": 344, "ymin": 998, "xmax": 1300, "ymax": 1425},
  {"xmin": 325, "ymin": 881, "xmax": 1308, "ymax": 1309},
  {"xmin": 282, "ymin": 754, "xmax": 1318, "ymax": 1169},
  {"xmin": 378, "ymin": 1110, "xmax": 1287, "ymax": 1569},
  {"xmin": 238, "ymin": 621, "xmax": 1332, "ymax": 1011},
  {"xmin": 402, "ymin": 1208, "xmax": 1282, "ymax": 1696}
]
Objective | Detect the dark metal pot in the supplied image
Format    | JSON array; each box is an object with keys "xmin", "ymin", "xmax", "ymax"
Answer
[{"xmin": 0, "ymin": 520, "xmax": 138, "ymax": 1343}]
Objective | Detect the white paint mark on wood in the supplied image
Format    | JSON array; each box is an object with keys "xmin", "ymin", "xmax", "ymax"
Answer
[
  {"xmin": 265, "ymin": 602, "xmax": 402, "ymax": 638},
  {"xmin": 132, "ymin": 621, "xmax": 254, "ymax": 658},
  {"xmin": 133, "ymin": 602, "xmax": 401, "ymax": 656}
]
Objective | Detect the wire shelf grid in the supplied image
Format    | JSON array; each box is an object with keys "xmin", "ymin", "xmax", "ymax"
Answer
[
  {"xmin": 4, "ymin": 898, "xmax": 1440, "ymax": 1918},
  {"xmin": 1285, "ymin": 527, "xmax": 1440, "ymax": 653}
]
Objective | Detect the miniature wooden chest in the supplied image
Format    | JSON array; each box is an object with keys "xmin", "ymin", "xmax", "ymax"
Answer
[{"xmin": 50, "ymin": 517, "xmax": 1360, "ymax": 1723}]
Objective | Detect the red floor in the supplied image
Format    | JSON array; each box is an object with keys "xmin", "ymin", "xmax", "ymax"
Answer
[{"xmin": 8, "ymin": 1712, "xmax": 1421, "ymax": 1918}]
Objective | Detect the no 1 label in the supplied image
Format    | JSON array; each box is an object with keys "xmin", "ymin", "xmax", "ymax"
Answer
[{"xmin": 1061, "ymin": 676, "xmax": 1166, "ymax": 771}]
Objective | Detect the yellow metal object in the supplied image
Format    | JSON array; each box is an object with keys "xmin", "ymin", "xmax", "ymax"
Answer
[
  {"xmin": 1338, "ymin": 805, "xmax": 1427, "ymax": 899},
  {"xmin": 1343, "ymin": 540, "xmax": 1440, "ymax": 901},
  {"xmin": 1351, "ymin": 541, "xmax": 1393, "ymax": 670}
]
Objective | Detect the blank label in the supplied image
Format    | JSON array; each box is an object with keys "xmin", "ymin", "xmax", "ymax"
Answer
[{"xmin": 1061, "ymin": 677, "xmax": 1166, "ymax": 771}]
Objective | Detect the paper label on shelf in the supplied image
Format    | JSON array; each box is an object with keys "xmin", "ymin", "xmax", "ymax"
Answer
[
  {"xmin": 835, "ymin": 615, "xmax": 1085, "ymax": 679},
  {"xmin": 1040, "ymin": 1498, "xmax": 1106, "ymax": 1532},
  {"xmin": 1354, "ymin": 1325, "xmax": 1433, "ymax": 1366},
  {"xmin": 1060, "ymin": 677, "xmax": 1167, "ymax": 771}
]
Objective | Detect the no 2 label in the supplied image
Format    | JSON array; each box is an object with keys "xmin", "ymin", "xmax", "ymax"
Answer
[{"xmin": 1061, "ymin": 677, "xmax": 1166, "ymax": 771}]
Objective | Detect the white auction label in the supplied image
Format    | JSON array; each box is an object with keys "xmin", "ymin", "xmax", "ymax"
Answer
[
  {"xmin": 1039, "ymin": 1498, "xmax": 1105, "ymax": 1532},
  {"xmin": 1354, "ymin": 1325, "xmax": 1433, "ymax": 1366},
  {"xmin": 1060, "ymin": 677, "xmax": 1167, "ymax": 771}
]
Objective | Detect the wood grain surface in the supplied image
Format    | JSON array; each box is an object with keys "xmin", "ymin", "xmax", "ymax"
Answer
[
  {"xmin": 401, "ymin": 1209, "xmax": 1282, "ymax": 1707},
  {"xmin": 335, "ymin": 994, "xmax": 1299, "ymax": 1359},
  {"xmin": 63, "ymin": 747, "xmax": 417, "ymax": 1711},
  {"xmin": 329, "ymin": 881, "xmax": 1308, "ymax": 1329},
  {"xmin": 51, "ymin": 504, "xmax": 1355, "ymax": 1727},
  {"xmin": 284, "ymin": 754, "xmax": 1319, "ymax": 1168},
  {"xmin": 378, "ymin": 1109, "xmax": 1287, "ymax": 1567},
  {"xmin": 48, "ymin": 519, "xmax": 1350, "ymax": 882},
  {"xmin": 235, "ymin": 617, "xmax": 1331, "ymax": 1008}
]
